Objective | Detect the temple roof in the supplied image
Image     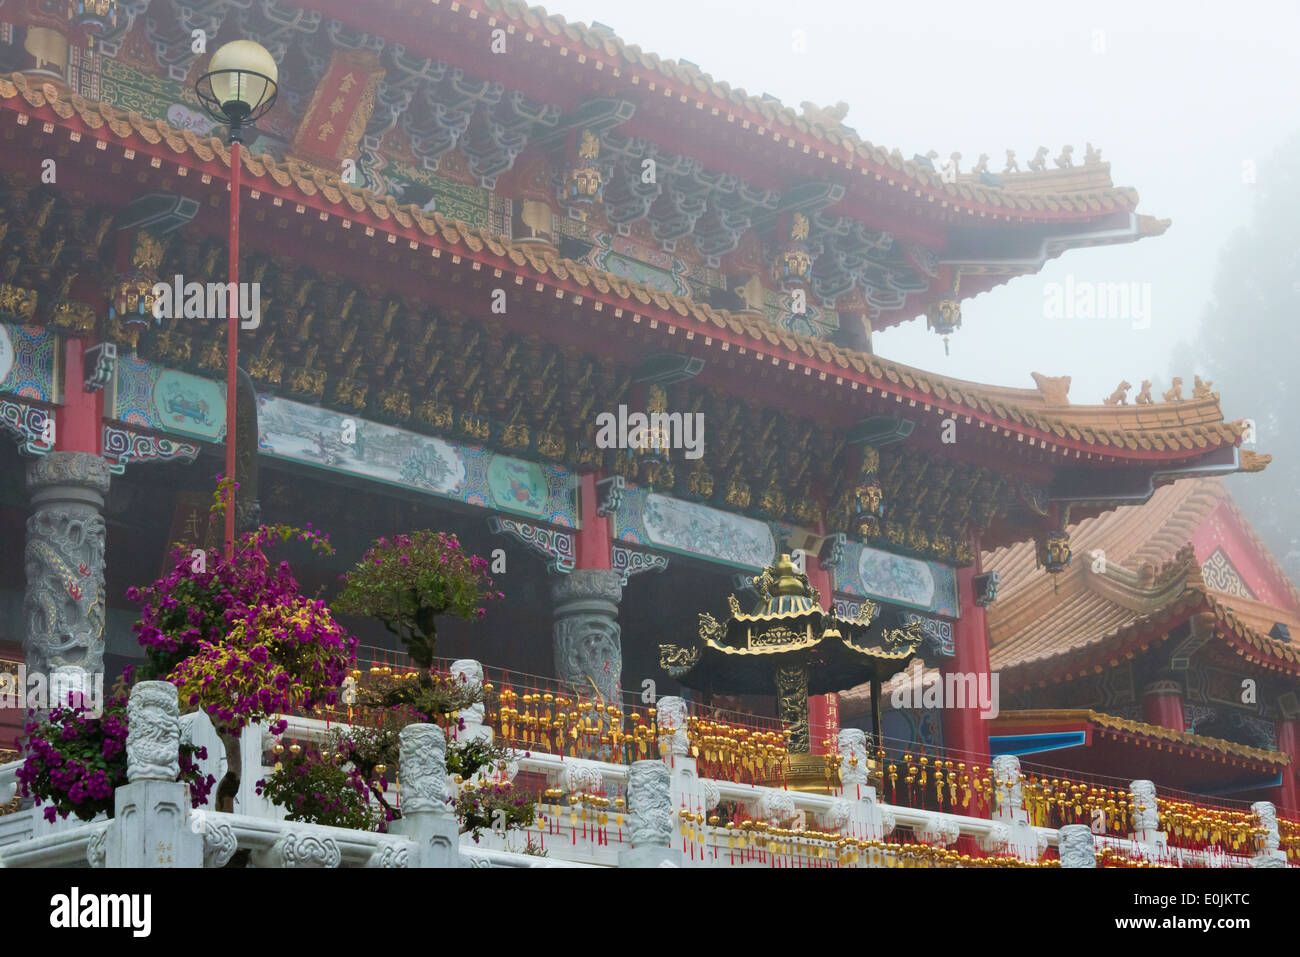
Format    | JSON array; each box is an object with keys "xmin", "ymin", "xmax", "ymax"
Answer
[
  {"xmin": 991, "ymin": 709, "xmax": 1290, "ymax": 770},
  {"xmin": 983, "ymin": 479, "xmax": 1300, "ymax": 685},
  {"xmin": 435, "ymin": 2, "xmax": 1164, "ymax": 225},
  {"xmin": 0, "ymin": 73, "xmax": 1240, "ymax": 476}
]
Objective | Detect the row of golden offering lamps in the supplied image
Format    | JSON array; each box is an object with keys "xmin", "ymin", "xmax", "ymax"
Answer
[{"xmin": 313, "ymin": 666, "xmax": 1281, "ymax": 856}]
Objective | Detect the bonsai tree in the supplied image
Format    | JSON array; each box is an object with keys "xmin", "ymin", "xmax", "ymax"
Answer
[
  {"xmin": 128, "ymin": 514, "xmax": 356, "ymax": 812},
  {"xmin": 332, "ymin": 531, "xmax": 501, "ymax": 669}
]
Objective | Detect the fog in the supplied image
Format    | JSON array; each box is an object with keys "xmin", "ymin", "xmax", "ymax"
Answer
[{"xmin": 554, "ymin": 0, "xmax": 1300, "ymax": 403}]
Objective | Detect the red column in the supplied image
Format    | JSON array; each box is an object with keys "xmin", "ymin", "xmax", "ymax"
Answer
[
  {"xmin": 575, "ymin": 472, "xmax": 613, "ymax": 570},
  {"xmin": 940, "ymin": 549, "xmax": 991, "ymax": 768},
  {"xmin": 55, "ymin": 338, "xmax": 103, "ymax": 455},
  {"xmin": 1275, "ymin": 718, "xmax": 1300, "ymax": 817},
  {"xmin": 805, "ymin": 554, "xmax": 839, "ymax": 754},
  {"xmin": 1141, "ymin": 682, "xmax": 1186, "ymax": 732}
]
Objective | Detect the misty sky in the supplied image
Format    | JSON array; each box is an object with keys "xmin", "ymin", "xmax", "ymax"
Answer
[{"xmin": 553, "ymin": 0, "xmax": 1300, "ymax": 405}]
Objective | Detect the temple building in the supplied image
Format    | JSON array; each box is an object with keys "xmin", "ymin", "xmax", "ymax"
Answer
[{"xmin": 0, "ymin": 0, "xmax": 1290, "ymax": 864}]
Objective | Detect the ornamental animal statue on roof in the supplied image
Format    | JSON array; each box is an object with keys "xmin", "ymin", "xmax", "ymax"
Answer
[
  {"xmin": 1028, "ymin": 146, "xmax": 1050, "ymax": 171},
  {"xmin": 799, "ymin": 100, "xmax": 850, "ymax": 130},
  {"xmin": 1103, "ymin": 381, "xmax": 1132, "ymax": 406}
]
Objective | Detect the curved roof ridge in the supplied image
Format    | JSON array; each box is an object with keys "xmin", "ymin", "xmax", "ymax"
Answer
[
  {"xmin": 0, "ymin": 72, "xmax": 1238, "ymax": 460},
  {"xmin": 479, "ymin": 2, "xmax": 1152, "ymax": 211}
]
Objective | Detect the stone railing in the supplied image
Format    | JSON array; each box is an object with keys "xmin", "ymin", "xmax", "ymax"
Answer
[{"xmin": 0, "ymin": 674, "xmax": 1291, "ymax": 868}]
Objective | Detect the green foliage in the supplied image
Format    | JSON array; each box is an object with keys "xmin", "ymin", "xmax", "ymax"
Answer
[
  {"xmin": 454, "ymin": 780, "xmax": 538, "ymax": 843},
  {"xmin": 332, "ymin": 531, "xmax": 502, "ymax": 668},
  {"xmin": 354, "ymin": 669, "xmax": 484, "ymax": 722},
  {"xmin": 256, "ymin": 736, "xmax": 387, "ymax": 832}
]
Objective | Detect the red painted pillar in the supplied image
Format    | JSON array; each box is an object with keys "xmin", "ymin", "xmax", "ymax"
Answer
[
  {"xmin": 575, "ymin": 472, "xmax": 613, "ymax": 570},
  {"xmin": 805, "ymin": 554, "xmax": 839, "ymax": 755},
  {"xmin": 1141, "ymin": 681, "xmax": 1186, "ymax": 732},
  {"xmin": 55, "ymin": 338, "xmax": 103, "ymax": 455},
  {"xmin": 940, "ymin": 545, "xmax": 991, "ymax": 768},
  {"xmin": 1274, "ymin": 719, "xmax": 1300, "ymax": 817}
]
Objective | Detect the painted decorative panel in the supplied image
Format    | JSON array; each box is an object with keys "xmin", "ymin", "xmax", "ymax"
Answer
[
  {"xmin": 613, "ymin": 483, "xmax": 775, "ymax": 570},
  {"xmin": 112, "ymin": 357, "xmax": 227, "ymax": 441},
  {"xmin": 108, "ymin": 358, "xmax": 578, "ymax": 526},
  {"xmin": 1201, "ymin": 547, "xmax": 1257, "ymax": 600},
  {"xmin": 257, "ymin": 396, "xmax": 577, "ymax": 526},
  {"xmin": 0, "ymin": 323, "xmax": 59, "ymax": 403},
  {"xmin": 833, "ymin": 541, "xmax": 958, "ymax": 618}
]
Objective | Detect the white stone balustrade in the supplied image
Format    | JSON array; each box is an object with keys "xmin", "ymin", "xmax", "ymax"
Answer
[{"xmin": 0, "ymin": 696, "xmax": 1288, "ymax": 868}]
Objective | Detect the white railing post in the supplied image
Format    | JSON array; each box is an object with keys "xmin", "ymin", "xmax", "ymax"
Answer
[
  {"xmin": 831, "ymin": 728, "xmax": 884, "ymax": 840},
  {"xmin": 1129, "ymin": 779, "xmax": 1165, "ymax": 850},
  {"xmin": 1058, "ymin": 824, "xmax": 1097, "ymax": 867},
  {"xmin": 106, "ymin": 681, "xmax": 202, "ymax": 867},
  {"xmin": 1250, "ymin": 801, "xmax": 1288, "ymax": 867},
  {"xmin": 388, "ymin": 723, "xmax": 459, "ymax": 867},
  {"xmin": 450, "ymin": 660, "xmax": 491, "ymax": 744},
  {"xmin": 985, "ymin": 754, "xmax": 1045, "ymax": 860},
  {"xmin": 619, "ymin": 759, "xmax": 679, "ymax": 867}
]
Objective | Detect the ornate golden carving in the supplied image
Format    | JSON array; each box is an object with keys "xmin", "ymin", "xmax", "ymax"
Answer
[
  {"xmin": 1162, "ymin": 377, "xmax": 1183, "ymax": 403},
  {"xmin": 752, "ymin": 625, "xmax": 802, "ymax": 647},
  {"xmin": 658, "ymin": 644, "xmax": 700, "ymax": 675},
  {"xmin": 49, "ymin": 298, "xmax": 97, "ymax": 335},
  {"xmin": 775, "ymin": 666, "xmax": 810, "ymax": 753},
  {"xmin": 724, "ymin": 473, "xmax": 750, "ymax": 509},
  {"xmin": 686, "ymin": 463, "xmax": 713, "ymax": 499},
  {"xmin": 0, "ymin": 284, "xmax": 38, "ymax": 320}
]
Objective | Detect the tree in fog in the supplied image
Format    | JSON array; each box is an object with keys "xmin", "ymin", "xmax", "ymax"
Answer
[{"xmin": 1175, "ymin": 131, "xmax": 1300, "ymax": 581}]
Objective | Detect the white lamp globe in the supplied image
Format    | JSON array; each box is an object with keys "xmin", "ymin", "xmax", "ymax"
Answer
[{"xmin": 207, "ymin": 40, "xmax": 278, "ymax": 118}]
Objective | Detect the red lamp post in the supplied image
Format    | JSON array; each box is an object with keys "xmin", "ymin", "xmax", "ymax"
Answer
[{"xmin": 195, "ymin": 41, "xmax": 278, "ymax": 560}]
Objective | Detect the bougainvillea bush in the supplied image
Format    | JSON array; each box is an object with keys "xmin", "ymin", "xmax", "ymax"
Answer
[
  {"xmin": 127, "ymin": 519, "xmax": 357, "ymax": 809},
  {"xmin": 255, "ymin": 731, "xmax": 387, "ymax": 832},
  {"xmin": 455, "ymin": 780, "xmax": 538, "ymax": 843},
  {"xmin": 17, "ymin": 685, "xmax": 214, "ymax": 823},
  {"xmin": 332, "ymin": 531, "xmax": 502, "ymax": 668}
]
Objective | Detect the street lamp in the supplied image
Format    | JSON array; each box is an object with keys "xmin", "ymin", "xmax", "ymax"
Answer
[{"xmin": 196, "ymin": 40, "xmax": 278, "ymax": 560}]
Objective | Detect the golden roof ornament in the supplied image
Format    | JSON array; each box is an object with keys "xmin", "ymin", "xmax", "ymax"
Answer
[
  {"xmin": 926, "ymin": 268, "xmax": 962, "ymax": 354},
  {"xmin": 659, "ymin": 553, "xmax": 920, "ymax": 759},
  {"xmin": 562, "ymin": 128, "xmax": 604, "ymax": 220}
]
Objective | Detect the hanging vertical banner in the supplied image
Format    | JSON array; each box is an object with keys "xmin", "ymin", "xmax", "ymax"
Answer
[{"xmin": 288, "ymin": 49, "xmax": 385, "ymax": 169}]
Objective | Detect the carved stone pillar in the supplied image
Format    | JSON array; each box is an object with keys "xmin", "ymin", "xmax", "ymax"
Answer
[
  {"xmin": 107, "ymin": 682, "xmax": 203, "ymax": 868},
  {"xmin": 388, "ymin": 723, "xmax": 458, "ymax": 868},
  {"xmin": 619, "ymin": 759, "xmax": 679, "ymax": 867},
  {"xmin": 23, "ymin": 452, "xmax": 110, "ymax": 679},
  {"xmin": 552, "ymin": 570, "xmax": 623, "ymax": 707},
  {"xmin": 1058, "ymin": 825, "xmax": 1097, "ymax": 868},
  {"xmin": 1250, "ymin": 801, "xmax": 1287, "ymax": 867}
]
